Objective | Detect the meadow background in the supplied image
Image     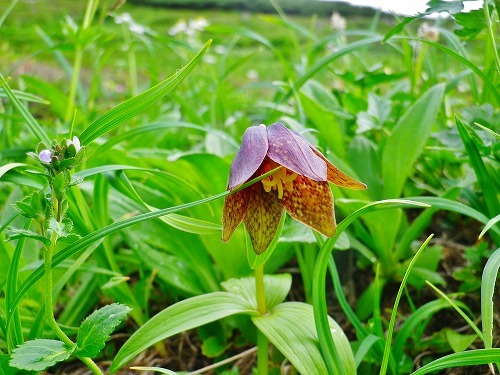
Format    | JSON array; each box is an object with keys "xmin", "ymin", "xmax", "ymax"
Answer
[{"xmin": 0, "ymin": 0, "xmax": 499, "ymax": 374}]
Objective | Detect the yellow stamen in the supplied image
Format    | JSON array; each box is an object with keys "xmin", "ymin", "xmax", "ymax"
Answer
[{"xmin": 261, "ymin": 164, "xmax": 298, "ymax": 199}]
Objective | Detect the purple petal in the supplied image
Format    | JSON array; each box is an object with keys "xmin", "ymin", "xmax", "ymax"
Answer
[
  {"xmin": 266, "ymin": 123, "xmax": 326, "ymax": 181},
  {"xmin": 38, "ymin": 149, "xmax": 52, "ymax": 164},
  {"xmin": 228, "ymin": 125, "xmax": 268, "ymax": 189}
]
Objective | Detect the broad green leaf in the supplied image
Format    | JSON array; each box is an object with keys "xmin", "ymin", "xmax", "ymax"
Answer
[
  {"xmin": 253, "ymin": 302, "xmax": 355, "ymax": 375},
  {"xmin": 299, "ymin": 80, "xmax": 346, "ymax": 157},
  {"xmin": 411, "ymin": 349, "xmax": 500, "ymax": 375},
  {"xmin": 454, "ymin": 8, "xmax": 487, "ymax": 39},
  {"xmin": 444, "ymin": 329, "xmax": 477, "ymax": 352},
  {"xmin": 9, "ymin": 339, "xmax": 74, "ymax": 371},
  {"xmin": 110, "ymin": 292, "xmax": 254, "ymax": 373},
  {"xmin": 221, "ymin": 274, "xmax": 291, "ymax": 311},
  {"xmin": 5, "ymin": 227, "xmax": 49, "ymax": 246},
  {"xmin": 482, "ymin": 247, "xmax": 500, "ymax": 350},
  {"xmin": 382, "ymin": 83, "xmax": 445, "ymax": 198},
  {"xmin": 76, "ymin": 303, "xmax": 131, "ymax": 358},
  {"xmin": 79, "ymin": 40, "xmax": 211, "ymax": 145}
]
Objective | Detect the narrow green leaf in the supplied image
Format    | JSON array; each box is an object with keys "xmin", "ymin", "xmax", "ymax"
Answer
[
  {"xmin": 0, "ymin": 90, "xmax": 49, "ymax": 104},
  {"xmin": 253, "ymin": 302, "xmax": 355, "ymax": 375},
  {"xmin": 407, "ymin": 196, "xmax": 500, "ymax": 237},
  {"xmin": 355, "ymin": 334, "xmax": 382, "ymax": 367},
  {"xmin": 456, "ymin": 117, "xmax": 500, "ymax": 218},
  {"xmin": 382, "ymin": 84, "xmax": 445, "ymax": 198},
  {"xmin": 110, "ymin": 292, "xmax": 254, "ymax": 373},
  {"xmin": 79, "ymin": 40, "xmax": 212, "ymax": 145},
  {"xmin": 410, "ymin": 349, "xmax": 500, "ymax": 375},
  {"xmin": 76, "ymin": 303, "xmax": 131, "ymax": 358},
  {"xmin": 0, "ymin": 164, "xmax": 27, "ymax": 180},
  {"xmin": 380, "ymin": 235, "xmax": 434, "ymax": 375},
  {"xmin": 393, "ymin": 299, "xmax": 469, "ymax": 361},
  {"xmin": 0, "ymin": 74, "xmax": 51, "ymax": 145},
  {"xmin": 482, "ymin": 247, "xmax": 500, "ymax": 350},
  {"xmin": 313, "ymin": 199, "xmax": 429, "ymax": 374},
  {"xmin": 9, "ymin": 339, "xmax": 74, "ymax": 371}
]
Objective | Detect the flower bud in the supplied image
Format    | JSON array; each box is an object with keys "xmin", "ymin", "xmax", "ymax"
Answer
[{"xmin": 39, "ymin": 149, "xmax": 52, "ymax": 164}]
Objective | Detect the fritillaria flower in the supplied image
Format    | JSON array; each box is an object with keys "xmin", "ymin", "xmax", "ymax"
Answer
[{"xmin": 222, "ymin": 123, "xmax": 366, "ymax": 254}]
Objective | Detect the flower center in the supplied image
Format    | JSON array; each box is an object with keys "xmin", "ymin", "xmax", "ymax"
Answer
[{"xmin": 261, "ymin": 162, "xmax": 298, "ymax": 199}]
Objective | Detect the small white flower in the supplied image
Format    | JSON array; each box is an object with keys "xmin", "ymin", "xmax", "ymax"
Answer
[
  {"xmin": 39, "ymin": 149, "xmax": 52, "ymax": 164},
  {"xmin": 129, "ymin": 23, "xmax": 146, "ymax": 35},
  {"xmin": 169, "ymin": 20, "xmax": 188, "ymax": 36},
  {"xmin": 114, "ymin": 13, "xmax": 133, "ymax": 25},
  {"xmin": 67, "ymin": 136, "xmax": 81, "ymax": 154},
  {"xmin": 246, "ymin": 69, "xmax": 259, "ymax": 81},
  {"xmin": 189, "ymin": 17, "xmax": 209, "ymax": 32},
  {"xmin": 418, "ymin": 22, "xmax": 439, "ymax": 42},
  {"xmin": 330, "ymin": 12, "xmax": 346, "ymax": 31}
]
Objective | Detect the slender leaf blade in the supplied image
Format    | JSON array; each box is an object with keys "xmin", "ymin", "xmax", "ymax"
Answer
[
  {"xmin": 79, "ymin": 40, "xmax": 211, "ymax": 145},
  {"xmin": 410, "ymin": 349, "xmax": 500, "ymax": 375}
]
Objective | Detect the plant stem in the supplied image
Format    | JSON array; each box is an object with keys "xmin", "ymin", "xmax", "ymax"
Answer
[
  {"xmin": 257, "ymin": 330, "xmax": 269, "ymax": 375},
  {"xmin": 44, "ymin": 230, "xmax": 103, "ymax": 374},
  {"xmin": 254, "ymin": 264, "xmax": 268, "ymax": 375},
  {"xmin": 255, "ymin": 264, "xmax": 266, "ymax": 315}
]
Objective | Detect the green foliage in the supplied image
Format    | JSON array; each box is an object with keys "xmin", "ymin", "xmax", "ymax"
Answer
[
  {"xmin": 9, "ymin": 339, "xmax": 75, "ymax": 371},
  {"xmin": 75, "ymin": 303, "xmax": 131, "ymax": 357},
  {"xmin": 0, "ymin": 0, "xmax": 498, "ymax": 373}
]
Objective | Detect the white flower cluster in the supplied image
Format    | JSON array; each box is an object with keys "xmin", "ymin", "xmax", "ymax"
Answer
[
  {"xmin": 168, "ymin": 17, "xmax": 210, "ymax": 37},
  {"xmin": 114, "ymin": 12, "xmax": 148, "ymax": 35}
]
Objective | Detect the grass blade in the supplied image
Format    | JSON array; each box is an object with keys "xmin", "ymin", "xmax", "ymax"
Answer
[
  {"xmin": 79, "ymin": 40, "xmax": 212, "ymax": 145},
  {"xmin": 410, "ymin": 349, "xmax": 500, "ymax": 375},
  {"xmin": 0, "ymin": 74, "xmax": 51, "ymax": 145},
  {"xmin": 379, "ymin": 235, "xmax": 434, "ymax": 375},
  {"xmin": 481, "ymin": 247, "xmax": 500, "ymax": 351},
  {"xmin": 312, "ymin": 199, "xmax": 429, "ymax": 374},
  {"xmin": 456, "ymin": 117, "xmax": 500, "ymax": 219}
]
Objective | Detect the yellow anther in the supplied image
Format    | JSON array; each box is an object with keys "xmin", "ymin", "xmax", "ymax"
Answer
[{"xmin": 261, "ymin": 165, "xmax": 298, "ymax": 199}]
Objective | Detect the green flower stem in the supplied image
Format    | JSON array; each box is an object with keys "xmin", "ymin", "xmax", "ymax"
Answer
[
  {"xmin": 257, "ymin": 330, "xmax": 269, "ymax": 375},
  {"xmin": 44, "ymin": 242, "xmax": 104, "ymax": 375},
  {"xmin": 254, "ymin": 264, "xmax": 268, "ymax": 375},
  {"xmin": 255, "ymin": 264, "xmax": 267, "ymax": 315}
]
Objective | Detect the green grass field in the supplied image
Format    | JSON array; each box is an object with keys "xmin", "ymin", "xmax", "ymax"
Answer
[{"xmin": 0, "ymin": 0, "xmax": 499, "ymax": 374}]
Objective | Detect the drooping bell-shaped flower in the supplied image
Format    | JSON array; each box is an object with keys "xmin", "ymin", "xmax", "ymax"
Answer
[{"xmin": 222, "ymin": 123, "xmax": 366, "ymax": 254}]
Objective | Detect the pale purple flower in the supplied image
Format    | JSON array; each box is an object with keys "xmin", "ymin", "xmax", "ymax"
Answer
[{"xmin": 39, "ymin": 150, "xmax": 52, "ymax": 164}]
